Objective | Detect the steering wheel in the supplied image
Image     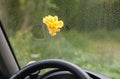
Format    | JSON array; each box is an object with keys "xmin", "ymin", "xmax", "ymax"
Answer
[{"xmin": 10, "ymin": 59, "xmax": 91, "ymax": 79}]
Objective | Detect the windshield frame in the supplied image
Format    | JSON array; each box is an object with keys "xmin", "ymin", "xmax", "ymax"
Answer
[{"xmin": 0, "ymin": 21, "xmax": 20, "ymax": 78}]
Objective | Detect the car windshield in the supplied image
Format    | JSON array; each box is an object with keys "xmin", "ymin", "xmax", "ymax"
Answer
[{"xmin": 0, "ymin": 0, "xmax": 120, "ymax": 79}]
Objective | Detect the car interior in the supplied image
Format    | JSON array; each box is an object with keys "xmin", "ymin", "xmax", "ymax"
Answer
[
  {"xmin": 0, "ymin": 20, "xmax": 110, "ymax": 79},
  {"xmin": 1, "ymin": 0, "xmax": 120, "ymax": 79}
]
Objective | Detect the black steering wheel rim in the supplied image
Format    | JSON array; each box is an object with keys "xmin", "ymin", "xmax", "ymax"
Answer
[{"xmin": 10, "ymin": 59, "xmax": 91, "ymax": 79}]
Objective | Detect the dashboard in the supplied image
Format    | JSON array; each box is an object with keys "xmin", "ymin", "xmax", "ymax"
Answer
[{"xmin": 38, "ymin": 69, "xmax": 110, "ymax": 79}]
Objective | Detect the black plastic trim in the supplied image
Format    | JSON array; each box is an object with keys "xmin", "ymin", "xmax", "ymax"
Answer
[{"xmin": 0, "ymin": 21, "xmax": 20, "ymax": 69}]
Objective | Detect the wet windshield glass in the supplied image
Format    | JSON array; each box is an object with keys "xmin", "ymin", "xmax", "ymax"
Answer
[{"xmin": 0, "ymin": 0, "xmax": 120, "ymax": 79}]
